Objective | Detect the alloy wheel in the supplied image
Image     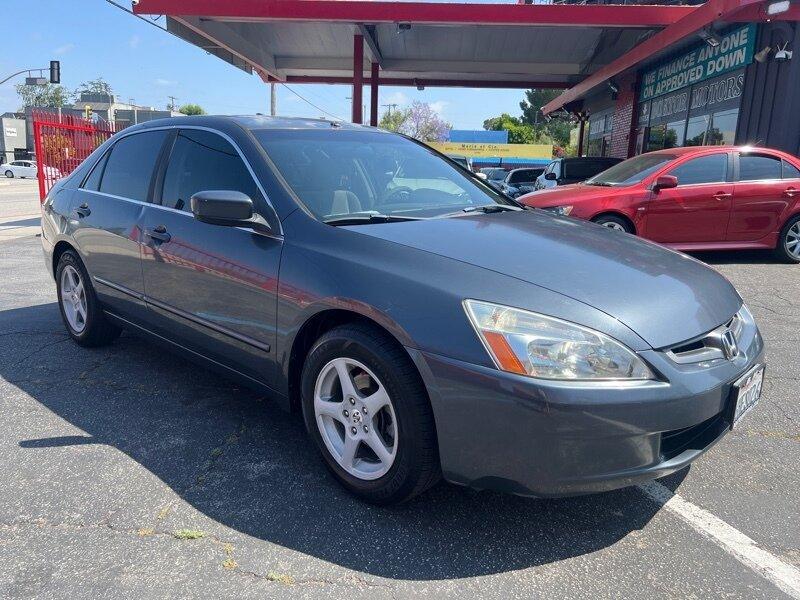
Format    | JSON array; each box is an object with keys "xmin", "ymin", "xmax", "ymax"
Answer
[
  {"xmin": 313, "ymin": 357, "xmax": 398, "ymax": 480},
  {"xmin": 601, "ymin": 221, "xmax": 626, "ymax": 231},
  {"xmin": 60, "ymin": 265, "xmax": 87, "ymax": 333},
  {"xmin": 786, "ymin": 222, "xmax": 800, "ymax": 259}
]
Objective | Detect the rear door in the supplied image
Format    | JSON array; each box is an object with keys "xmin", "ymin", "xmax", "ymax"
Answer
[
  {"xmin": 71, "ymin": 129, "xmax": 170, "ymax": 322},
  {"xmin": 643, "ymin": 152, "xmax": 732, "ymax": 243},
  {"xmin": 139, "ymin": 127, "xmax": 283, "ymax": 387},
  {"xmin": 728, "ymin": 152, "xmax": 793, "ymax": 242}
]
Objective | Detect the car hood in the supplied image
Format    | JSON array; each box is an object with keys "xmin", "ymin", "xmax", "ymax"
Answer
[
  {"xmin": 518, "ymin": 183, "xmax": 619, "ymax": 207},
  {"xmin": 350, "ymin": 210, "xmax": 741, "ymax": 349}
]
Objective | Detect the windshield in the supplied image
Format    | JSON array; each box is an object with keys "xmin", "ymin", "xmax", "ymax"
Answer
[
  {"xmin": 481, "ymin": 168, "xmax": 507, "ymax": 181},
  {"xmin": 585, "ymin": 153, "xmax": 676, "ymax": 186},
  {"xmin": 255, "ymin": 129, "xmax": 512, "ymax": 222}
]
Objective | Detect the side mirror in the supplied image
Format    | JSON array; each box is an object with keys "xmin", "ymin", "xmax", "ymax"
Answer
[
  {"xmin": 544, "ymin": 172, "xmax": 557, "ymax": 181},
  {"xmin": 476, "ymin": 172, "xmax": 488, "ymax": 180},
  {"xmin": 653, "ymin": 175, "xmax": 678, "ymax": 191},
  {"xmin": 190, "ymin": 190, "xmax": 270, "ymax": 232}
]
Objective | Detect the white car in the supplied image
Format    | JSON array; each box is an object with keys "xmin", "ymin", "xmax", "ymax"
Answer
[{"xmin": 2, "ymin": 160, "xmax": 61, "ymax": 179}]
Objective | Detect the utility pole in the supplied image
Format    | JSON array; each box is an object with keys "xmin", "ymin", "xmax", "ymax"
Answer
[
  {"xmin": 270, "ymin": 83, "xmax": 277, "ymax": 117},
  {"xmin": 381, "ymin": 103, "xmax": 398, "ymax": 116},
  {"xmin": 167, "ymin": 95, "xmax": 178, "ymax": 112}
]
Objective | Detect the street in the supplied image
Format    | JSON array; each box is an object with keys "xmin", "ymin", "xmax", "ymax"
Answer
[{"xmin": 0, "ymin": 182, "xmax": 798, "ymax": 599}]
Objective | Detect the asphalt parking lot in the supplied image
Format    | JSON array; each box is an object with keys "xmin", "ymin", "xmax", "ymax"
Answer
[{"xmin": 0, "ymin": 182, "xmax": 798, "ymax": 599}]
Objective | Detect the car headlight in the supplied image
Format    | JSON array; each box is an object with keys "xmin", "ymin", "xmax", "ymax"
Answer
[
  {"xmin": 463, "ymin": 300, "xmax": 654, "ymax": 381},
  {"xmin": 544, "ymin": 205, "xmax": 573, "ymax": 216}
]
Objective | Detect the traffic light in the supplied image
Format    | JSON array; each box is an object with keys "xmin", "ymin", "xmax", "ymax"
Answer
[{"xmin": 49, "ymin": 60, "xmax": 60, "ymax": 84}]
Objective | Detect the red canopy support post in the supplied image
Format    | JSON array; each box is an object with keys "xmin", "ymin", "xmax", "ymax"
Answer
[
  {"xmin": 576, "ymin": 116, "xmax": 586, "ymax": 157},
  {"xmin": 370, "ymin": 62, "xmax": 379, "ymax": 127},
  {"xmin": 352, "ymin": 34, "xmax": 364, "ymax": 124}
]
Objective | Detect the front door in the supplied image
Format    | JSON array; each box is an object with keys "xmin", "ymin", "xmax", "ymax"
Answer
[
  {"xmin": 728, "ymin": 152, "xmax": 795, "ymax": 243},
  {"xmin": 139, "ymin": 128, "xmax": 282, "ymax": 388},
  {"xmin": 70, "ymin": 129, "xmax": 170, "ymax": 322},
  {"xmin": 644, "ymin": 152, "xmax": 732, "ymax": 243}
]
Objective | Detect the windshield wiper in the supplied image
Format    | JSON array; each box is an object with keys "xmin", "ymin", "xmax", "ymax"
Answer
[
  {"xmin": 462, "ymin": 204, "xmax": 523, "ymax": 214},
  {"xmin": 323, "ymin": 213, "xmax": 426, "ymax": 226},
  {"xmin": 585, "ymin": 181, "xmax": 614, "ymax": 187}
]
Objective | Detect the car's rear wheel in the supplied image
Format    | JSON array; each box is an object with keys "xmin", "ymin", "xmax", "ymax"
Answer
[
  {"xmin": 4, "ymin": 170, "xmax": 13, "ymax": 178},
  {"xmin": 593, "ymin": 214, "xmax": 633, "ymax": 233},
  {"xmin": 301, "ymin": 323, "xmax": 440, "ymax": 504},
  {"xmin": 775, "ymin": 216, "xmax": 800, "ymax": 263},
  {"xmin": 56, "ymin": 250, "xmax": 121, "ymax": 346}
]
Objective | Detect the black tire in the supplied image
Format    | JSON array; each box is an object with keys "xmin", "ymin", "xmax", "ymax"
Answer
[
  {"xmin": 4, "ymin": 170, "xmax": 13, "ymax": 178},
  {"xmin": 774, "ymin": 215, "xmax": 800, "ymax": 264},
  {"xmin": 592, "ymin": 214, "xmax": 634, "ymax": 233},
  {"xmin": 301, "ymin": 323, "xmax": 440, "ymax": 504},
  {"xmin": 55, "ymin": 250, "xmax": 122, "ymax": 347}
]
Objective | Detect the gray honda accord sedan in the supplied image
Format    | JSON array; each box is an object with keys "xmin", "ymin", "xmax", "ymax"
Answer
[{"xmin": 41, "ymin": 116, "xmax": 765, "ymax": 504}]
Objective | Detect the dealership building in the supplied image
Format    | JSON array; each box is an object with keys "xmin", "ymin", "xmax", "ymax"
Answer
[
  {"xmin": 132, "ymin": 0, "xmax": 799, "ymax": 160},
  {"xmin": 568, "ymin": 19, "xmax": 800, "ymax": 159}
]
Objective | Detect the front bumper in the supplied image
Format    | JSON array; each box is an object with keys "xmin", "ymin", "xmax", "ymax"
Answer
[{"xmin": 409, "ymin": 317, "xmax": 765, "ymax": 498}]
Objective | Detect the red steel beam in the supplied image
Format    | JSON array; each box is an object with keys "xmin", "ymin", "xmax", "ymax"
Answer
[
  {"xmin": 272, "ymin": 75, "xmax": 566, "ymax": 90},
  {"xmin": 134, "ymin": 0, "xmax": 695, "ymax": 28},
  {"xmin": 352, "ymin": 34, "xmax": 364, "ymax": 124},
  {"xmin": 370, "ymin": 62, "xmax": 379, "ymax": 127},
  {"xmin": 542, "ymin": 0, "xmax": 767, "ymax": 114}
]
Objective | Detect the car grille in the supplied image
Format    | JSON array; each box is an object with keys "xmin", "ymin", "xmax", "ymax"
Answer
[{"xmin": 665, "ymin": 312, "xmax": 743, "ymax": 365}]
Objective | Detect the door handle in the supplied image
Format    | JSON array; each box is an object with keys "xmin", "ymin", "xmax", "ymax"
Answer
[
  {"xmin": 784, "ymin": 188, "xmax": 798, "ymax": 198},
  {"xmin": 74, "ymin": 202, "xmax": 91, "ymax": 218},
  {"xmin": 144, "ymin": 225, "xmax": 171, "ymax": 243},
  {"xmin": 713, "ymin": 192, "xmax": 732, "ymax": 200}
]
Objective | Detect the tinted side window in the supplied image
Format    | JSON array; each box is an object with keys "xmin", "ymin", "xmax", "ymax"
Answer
[
  {"xmin": 783, "ymin": 160, "xmax": 800, "ymax": 179},
  {"xmin": 161, "ymin": 129, "xmax": 260, "ymax": 212},
  {"xmin": 565, "ymin": 161, "xmax": 606, "ymax": 180},
  {"xmin": 669, "ymin": 154, "xmax": 727, "ymax": 186},
  {"xmin": 739, "ymin": 154, "xmax": 782, "ymax": 181},
  {"xmin": 100, "ymin": 131, "xmax": 168, "ymax": 202},
  {"xmin": 83, "ymin": 150, "xmax": 109, "ymax": 191}
]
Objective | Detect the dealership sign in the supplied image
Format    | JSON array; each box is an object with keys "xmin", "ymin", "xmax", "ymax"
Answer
[
  {"xmin": 427, "ymin": 142, "xmax": 552, "ymax": 159},
  {"xmin": 639, "ymin": 24, "xmax": 756, "ymax": 101}
]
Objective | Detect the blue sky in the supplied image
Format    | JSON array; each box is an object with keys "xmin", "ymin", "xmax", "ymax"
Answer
[{"xmin": 0, "ymin": 0, "xmax": 525, "ymax": 129}]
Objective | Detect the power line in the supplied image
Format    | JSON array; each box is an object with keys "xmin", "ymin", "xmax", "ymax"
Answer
[
  {"xmin": 280, "ymin": 83, "xmax": 343, "ymax": 121},
  {"xmin": 105, "ymin": 0, "xmax": 345, "ymax": 122}
]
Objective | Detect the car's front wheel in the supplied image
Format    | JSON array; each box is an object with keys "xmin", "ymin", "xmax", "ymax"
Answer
[
  {"xmin": 4, "ymin": 170, "xmax": 13, "ymax": 178},
  {"xmin": 775, "ymin": 215, "xmax": 800, "ymax": 263},
  {"xmin": 56, "ymin": 250, "xmax": 121, "ymax": 346},
  {"xmin": 593, "ymin": 214, "xmax": 633, "ymax": 233},
  {"xmin": 301, "ymin": 323, "xmax": 440, "ymax": 504}
]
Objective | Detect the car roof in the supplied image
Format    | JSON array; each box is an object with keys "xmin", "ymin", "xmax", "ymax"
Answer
[
  {"xmin": 644, "ymin": 145, "xmax": 785, "ymax": 157},
  {"xmin": 128, "ymin": 114, "xmax": 380, "ymax": 133}
]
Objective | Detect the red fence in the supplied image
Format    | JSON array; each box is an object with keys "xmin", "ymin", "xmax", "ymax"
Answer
[{"xmin": 31, "ymin": 110, "xmax": 118, "ymax": 201}]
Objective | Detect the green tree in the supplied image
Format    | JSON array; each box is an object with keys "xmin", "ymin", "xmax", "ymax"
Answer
[
  {"xmin": 483, "ymin": 113, "xmax": 538, "ymax": 144},
  {"xmin": 379, "ymin": 108, "xmax": 408, "ymax": 132},
  {"xmin": 15, "ymin": 82, "xmax": 69, "ymax": 109},
  {"xmin": 74, "ymin": 77, "xmax": 114, "ymax": 99},
  {"xmin": 378, "ymin": 102, "xmax": 451, "ymax": 142},
  {"xmin": 178, "ymin": 103, "xmax": 206, "ymax": 116},
  {"xmin": 519, "ymin": 88, "xmax": 562, "ymax": 127}
]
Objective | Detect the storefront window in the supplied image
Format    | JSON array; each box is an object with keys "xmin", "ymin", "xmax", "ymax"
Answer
[
  {"xmin": 664, "ymin": 121, "xmax": 685, "ymax": 149},
  {"xmin": 647, "ymin": 125, "xmax": 666, "ymax": 152},
  {"xmin": 587, "ymin": 138, "xmax": 602, "ymax": 156},
  {"xmin": 707, "ymin": 109, "xmax": 738, "ymax": 145},
  {"xmin": 684, "ymin": 115, "xmax": 710, "ymax": 146}
]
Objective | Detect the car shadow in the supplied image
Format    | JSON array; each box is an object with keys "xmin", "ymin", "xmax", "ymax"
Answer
[
  {"xmin": 686, "ymin": 249, "xmax": 781, "ymax": 265},
  {"xmin": 2, "ymin": 302, "xmax": 686, "ymax": 581}
]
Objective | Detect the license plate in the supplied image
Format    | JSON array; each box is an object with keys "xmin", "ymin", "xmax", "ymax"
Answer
[{"xmin": 730, "ymin": 365, "xmax": 764, "ymax": 428}]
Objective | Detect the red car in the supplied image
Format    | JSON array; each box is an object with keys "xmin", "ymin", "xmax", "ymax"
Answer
[{"xmin": 518, "ymin": 146, "xmax": 800, "ymax": 263}]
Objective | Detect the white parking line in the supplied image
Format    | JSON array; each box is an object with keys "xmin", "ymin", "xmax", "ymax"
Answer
[{"xmin": 639, "ymin": 481, "xmax": 800, "ymax": 599}]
